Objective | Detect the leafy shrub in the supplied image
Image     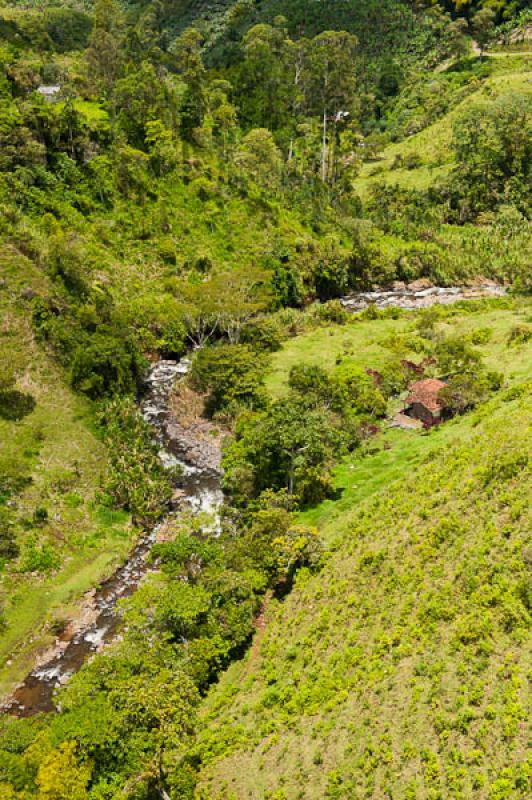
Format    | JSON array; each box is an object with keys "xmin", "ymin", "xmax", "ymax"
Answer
[
  {"xmin": 0, "ymin": 507, "xmax": 19, "ymax": 566},
  {"xmin": 70, "ymin": 332, "xmax": 142, "ymax": 399},
  {"xmin": 448, "ymin": 93, "xmax": 531, "ymax": 220},
  {"xmin": 240, "ymin": 316, "xmax": 283, "ymax": 352},
  {"xmin": 335, "ymin": 364, "xmax": 387, "ymax": 417},
  {"xmin": 0, "ymin": 390, "xmax": 36, "ymax": 422},
  {"xmin": 19, "ymin": 537, "xmax": 60, "ymax": 573},
  {"xmin": 288, "ymin": 364, "xmax": 343, "ymax": 411},
  {"xmin": 312, "ymin": 300, "xmax": 350, "ymax": 325},
  {"xmin": 433, "ymin": 336, "xmax": 482, "ymax": 376},
  {"xmin": 190, "ymin": 343, "xmax": 268, "ymax": 418},
  {"xmin": 273, "ymin": 521, "xmax": 322, "ymax": 579},
  {"xmin": 440, "ymin": 371, "xmax": 503, "ymax": 415},
  {"xmin": 507, "ymin": 325, "xmax": 532, "ymax": 346},
  {"xmin": 470, "ymin": 327, "xmax": 493, "ymax": 345}
]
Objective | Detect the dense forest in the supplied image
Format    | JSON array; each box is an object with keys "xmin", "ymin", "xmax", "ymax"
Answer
[{"xmin": 0, "ymin": 0, "xmax": 530, "ymax": 798}]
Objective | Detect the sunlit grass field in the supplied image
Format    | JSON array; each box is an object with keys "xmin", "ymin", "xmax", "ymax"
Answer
[{"xmin": 195, "ymin": 298, "xmax": 532, "ymax": 799}]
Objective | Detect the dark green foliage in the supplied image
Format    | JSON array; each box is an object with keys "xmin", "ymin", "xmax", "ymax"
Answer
[
  {"xmin": 32, "ymin": 288, "xmax": 144, "ymax": 400},
  {"xmin": 240, "ymin": 316, "xmax": 283, "ymax": 352},
  {"xmin": 70, "ymin": 332, "xmax": 141, "ymax": 399},
  {"xmin": 0, "ymin": 390, "xmax": 36, "ymax": 422},
  {"xmin": 190, "ymin": 343, "xmax": 268, "ymax": 417},
  {"xmin": 0, "ymin": 507, "xmax": 19, "ymax": 566},
  {"xmin": 43, "ymin": 8, "xmax": 93, "ymax": 52},
  {"xmin": 448, "ymin": 94, "xmax": 531, "ymax": 220},
  {"xmin": 153, "ymin": 531, "xmax": 222, "ymax": 580},
  {"xmin": 437, "ymin": 1, "xmax": 528, "ymax": 23},
  {"xmin": 6, "ymin": 494, "xmax": 320, "ymax": 797},
  {"xmin": 223, "ymin": 396, "xmax": 344, "ymax": 505},
  {"xmin": 223, "ymin": 364, "xmax": 365, "ymax": 507}
]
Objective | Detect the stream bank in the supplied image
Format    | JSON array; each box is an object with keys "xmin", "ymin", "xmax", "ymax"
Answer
[{"xmin": 2, "ymin": 357, "xmax": 223, "ymax": 717}]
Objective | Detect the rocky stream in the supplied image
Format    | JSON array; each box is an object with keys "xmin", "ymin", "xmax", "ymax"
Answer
[{"xmin": 3, "ymin": 357, "xmax": 223, "ymax": 717}]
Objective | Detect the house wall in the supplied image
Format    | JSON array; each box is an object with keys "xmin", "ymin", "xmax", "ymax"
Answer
[{"xmin": 407, "ymin": 402, "xmax": 437, "ymax": 427}]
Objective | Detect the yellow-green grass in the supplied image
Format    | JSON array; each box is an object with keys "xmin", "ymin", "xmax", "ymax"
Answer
[
  {"xmin": 354, "ymin": 60, "xmax": 532, "ymax": 198},
  {"xmin": 266, "ymin": 314, "xmax": 410, "ymax": 398},
  {"xmin": 0, "ymin": 249, "xmax": 134, "ymax": 700},
  {"xmin": 195, "ymin": 317, "xmax": 532, "ymax": 799},
  {"xmin": 266, "ymin": 301, "xmax": 532, "ymax": 542},
  {"xmin": 266, "ymin": 300, "xmax": 532, "ymax": 399}
]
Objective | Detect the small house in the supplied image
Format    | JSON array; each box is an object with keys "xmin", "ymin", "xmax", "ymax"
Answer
[
  {"xmin": 36, "ymin": 85, "xmax": 61, "ymax": 103},
  {"xmin": 404, "ymin": 378, "xmax": 447, "ymax": 427}
]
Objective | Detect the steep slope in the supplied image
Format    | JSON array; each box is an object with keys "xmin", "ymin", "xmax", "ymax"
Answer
[
  {"xmin": 355, "ymin": 54, "xmax": 532, "ymax": 196},
  {"xmin": 174, "ymin": 0, "xmax": 449, "ymax": 64},
  {"xmin": 0, "ymin": 248, "xmax": 133, "ymax": 699},
  {"xmin": 194, "ymin": 361, "xmax": 531, "ymax": 799}
]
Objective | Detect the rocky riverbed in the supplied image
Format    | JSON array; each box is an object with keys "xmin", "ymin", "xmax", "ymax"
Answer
[
  {"xmin": 2, "ymin": 357, "xmax": 223, "ymax": 717},
  {"xmin": 340, "ymin": 280, "xmax": 506, "ymax": 312}
]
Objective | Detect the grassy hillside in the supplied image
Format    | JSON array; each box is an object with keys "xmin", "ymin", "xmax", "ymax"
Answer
[
  {"xmin": 346, "ymin": 50, "xmax": 531, "ymax": 288},
  {"xmin": 0, "ymin": 248, "xmax": 133, "ymax": 700},
  {"xmin": 356, "ymin": 54, "xmax": 532, "ymax": 197},
  {"xmin": 266, "ymin": 299, "xmax": 532, "ymax": 532},
  {"xmin": 193, "ymin": 301, "xmax": 532, "ymax": 800},
  {"xmin": 266, "ymin": 300, "xmax": 531, "ymax": 399}
]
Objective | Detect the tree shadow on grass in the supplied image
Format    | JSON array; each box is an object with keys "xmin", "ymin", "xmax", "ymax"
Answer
[{"xmin": 0, "ymin": 390, "xmax": 36, "ymax": 421}]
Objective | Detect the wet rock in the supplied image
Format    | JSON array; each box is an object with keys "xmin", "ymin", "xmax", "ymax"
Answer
[
  {"xmin": 406, "ymin": 278, "xmax": 433, "ymax": 291},
  {"xmin": 5, "ymin": 356, "xmax": 223, "ymax": 718},
  {"xmin": 341, "ymin": 283, "xmax": 506, "ymax": 313}
]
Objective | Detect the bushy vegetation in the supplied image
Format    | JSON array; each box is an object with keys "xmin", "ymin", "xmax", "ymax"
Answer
[
  {"xmin": 193, "ymin": 372, "xmax": 532, "ymax": 800},
  {"xmin": 0, "ymin": 0, "xmax": 531, "ymax": 798},
  {"xmin": 2, "ymin": 295, "xmax": 530, "ymax": 799},
  {"xmin": 98, "ymin": 398, "xmax": 177, "ymax": 525},
  {"xmin": 0, "ymin": 488, "xmax": 325, "ymax": 799},
  {"xmin": 189, "ymin": 343, "xmax": 268, "ymax": 418}
]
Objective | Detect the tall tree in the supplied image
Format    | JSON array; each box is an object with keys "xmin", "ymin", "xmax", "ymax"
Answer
[
  {"xmin": 86, "ymin": 0, "xmax": 124, "ymax": 93},
  {"xmin": 171, "ymin": 27, "xmax": 207, "ymax": 139},
  {"xmin": 302, "ymin": 31, "xmax": 358, "ymax": 183},
  {"xmin": 472, "ymin": 6, "xmax": 496, "ymax": 57},
  {"xmin": 237, "ymin": 20, "xmax": 292, "ymax": 133}
]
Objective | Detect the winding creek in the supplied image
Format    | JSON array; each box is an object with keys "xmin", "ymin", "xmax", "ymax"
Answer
[
  {"xmin": 2, "ymin": 282, "xmax": 506, "ymax": 717},
  {"xmin": 3, "ymin": 357, "xmax": 223, "ymax": 717}
]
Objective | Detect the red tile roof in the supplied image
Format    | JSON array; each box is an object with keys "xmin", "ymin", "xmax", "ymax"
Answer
[{"xmin": 406, "ymin": 378, "xmax": 447, "ymax": 413}]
